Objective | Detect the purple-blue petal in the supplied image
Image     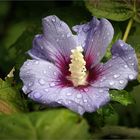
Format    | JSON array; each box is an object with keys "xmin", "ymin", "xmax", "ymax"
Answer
[
  {"xmin": 73, "ymin": 17, "xmax": 114, "ymax": 68},
  {"xmin": 28, "ymin": 15, "xmax": 77, "ymax": 67},
  {"xmin": 91, "ymin": 40, "xmax": 138, "ymax": 90}
]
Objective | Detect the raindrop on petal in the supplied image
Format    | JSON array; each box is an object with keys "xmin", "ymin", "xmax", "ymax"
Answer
[
  {"xmin": 84, "ymin": 99, "xmax": 87, "ymax": 103},
  {"xmin": 44, "ymin": 89, "xmax": 49, "ymax": 92},
  {"xmin": 113, "ymin": 74, "xmax": 120, "ymax": 78},
  {"xmin": 50, "ymin": 83, "xmax": 55, "ymax": 87},
  {"xmin": 128, "ymin": 74, "xmax": 134, "ymax": 80},
  {"xmin": 67, "ymin": 93, "xmax": 72, "ymax": 96},
  {"xmin": 119, "ymin": 80, "xmax": 124, "ymax": 84},
  {"xmin": 124, "ymin": 65, "xmax": 128, "ymax": 68},
  {"xmin": 34, "ymin": 92, "xmax": 41, "ymax": 99},
  {"xmin": 39, "ymin": 79, "xmax": 45, "ymax": 85},
  {"xmin": 66, "ymin": 33, "xmax": 71, "ymax": 38},
  {"xmin": 109, "ymin": 81, "xmax": 114, "ymax": 86},
  {"xmin": 76, "ymin": 94, "xmax": 82, "ymax": 99}
]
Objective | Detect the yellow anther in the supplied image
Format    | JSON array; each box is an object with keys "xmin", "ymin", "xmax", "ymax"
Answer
[{"xmin": 68, "ymin": 46, "xmax": 88, "ymax": 87}]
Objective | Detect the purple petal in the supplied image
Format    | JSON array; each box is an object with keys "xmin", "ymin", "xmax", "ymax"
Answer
[
  {"xmin": 20, "ymin": 59, "xmax": 62, "ymax": 94},
  {"xmin": 28, "ymin": 15, "xmax": 77, "ymax": 67},
  {"xmin": 91, "ymin": 40, "xmax": 138, "ymax": 90},
  {"xmin": 73, "ymin": 17, "xmax": 114, "ymax": 68}
]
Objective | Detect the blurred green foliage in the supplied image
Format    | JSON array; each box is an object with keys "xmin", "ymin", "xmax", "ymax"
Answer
[{"xmin": 0, "ymin": 0, "xmax": 140, "ymax": 139}]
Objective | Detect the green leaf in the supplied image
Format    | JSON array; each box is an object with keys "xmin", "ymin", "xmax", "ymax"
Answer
[
  {"xmin": 110, "ymin": 90, "xmax": 134, "ymax": 106},
  {"xmin": 0, "ymin": 78, "xmax": 25, "ymax": 114},
  {"xmin": 97, "ymin": 104, "xmax": 118, "ymax": 125},
  {"xmin": 0, "ymin": 109, "xmax": 90, "ymax": 140},
  {"xmin": 85, "ymin": 0, "xmax": 133, "ymax": 21}
]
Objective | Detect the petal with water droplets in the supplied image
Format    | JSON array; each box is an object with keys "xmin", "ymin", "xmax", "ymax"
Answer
[
  {"xmin": 73, "ymin": 17, "xmax": 114, "ymax": 68},
  {"xmin": 91, "ymin": 40, "xmax": 138, "ymax": 90},
  {"xmin": 28, "ymin": 15, "xmax": 77, "ymax": 68}
]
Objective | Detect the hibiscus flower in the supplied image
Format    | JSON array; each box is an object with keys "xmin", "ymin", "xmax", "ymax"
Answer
[{"xmin": 20, "ymin": 16, "xmax": 138, "ymax": 115}]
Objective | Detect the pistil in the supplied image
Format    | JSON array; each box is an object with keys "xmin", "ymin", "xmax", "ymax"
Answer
[{"xmin": 68, "ymin": 46, "xmax": 88, "ymax": 87}]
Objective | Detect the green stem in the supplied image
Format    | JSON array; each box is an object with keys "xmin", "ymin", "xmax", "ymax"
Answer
[{"xmin": 122, "ymin": 18, "xmax": 133, "ymax": 42}]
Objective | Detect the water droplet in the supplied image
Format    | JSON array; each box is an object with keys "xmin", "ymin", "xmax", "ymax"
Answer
[
  {"xmin": 84, "ymin": 88, "xmax": 89, "ymax": 92},
  {"xmin": 107, "ymin": 32, "xmax": 110, "ymax": 35},
  {"xmin": 112, "ymin": 56, "xmax": 117, "ymax": 59},
  {"xmin": 91, "ymin": 39, "xmax": 94, "ymax": 42},
  {"xmin": 120, "ymin": 43, "xmax": 124, "ymax": 47},
  {"xmin": 128, "ymin": 56, "xmax": 132, "ymax": 60},
  {"xmin": 57, "ymin": 100, "xmax": 62, "ymax": 104},
  {"xmin": 67, "ymin": 93, "xmax": 72, "ymax": 96},
  {"xmin": 28, "ymin": 82, "xmax": 33, "ymax": 87},
  {"xmin": 83, "ymin": 26, "xmax": 90, "ymax": 32},
  {"xmin": 53, "ymin": 72, "xmax": 57, "ymax": 76},
  {"xmin": 52, "ymin": 18, "xmax": 55, "ymax": 22},
  {"xmin": 62, "ymin": 34, "xmax": 65, "ymax": 38},
  {"xmin": 39, "ymin": 79, "xmax": 45, "ymax": 85},
  {"xmin": 44, "ymin": 89, "xmax": 49, "ymax": 92},
  {"xmin": 56, "ymin": 39, "xmax": 59, "ymax": 42},
  {"xmin": 109, "ymin": 81, "xmax": 114, "ymax": 86},
  {"xmin": 77, "ymin": 94, "xmax": 82, "ymax": 99},
  {"xmin": 99, "ymin": 89, "xmax": 103, "ymax": 93},
  {"xmin": 34, "ymin": 93, "xmax": 41, "ymax": 99},
  {"xmin": 113, "ymin": 74, "xmax": 120, "ymax": 78},
  {"xmin": 119, "ymin": 80, "xmax": 124, "ymax": 84},
  {"xmin": 26, "ymin": 62, "xmax": 30, "ymax": 66},
  {"xmin": 35, "ymin": 61, "xmax": 39, "ymax": 64},
  {"xmin": 131, "ymin": 63, "xmax": 134, "ymax": 66},
  {"xmin": 49, "ymin": 66, "xmax": 51, "ymax": 69},
  {"xmin": 66, "ymin": 33, "xmax": 71, "ymax": 38},
  {"xmin": 124, "ymin": 65, "xmax": 128, "ymax": 68},
  {"xmin": 128, "ymin": 74, "xmax": 134, "ymax": 80},
  {"xmin": 68, "ymin": 101, "xmax": 71, "ymax": 104},
  {"xmin": 50, "ymin": 83, "xmax": 55, "ymax": 87},
  {"xmin": 84, "ymin": 99, "xmax": 87, "ymax": 103},
  {"xmin": 43, "ymin": 70, "xmax": 47, "ymax": 74}
]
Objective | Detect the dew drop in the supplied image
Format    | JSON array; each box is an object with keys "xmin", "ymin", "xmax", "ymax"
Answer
[
  {"xmin": 84, "ymin": 99, "xmax": 87, "ymax": 103},
  {"xmin": 77, "ymin": 94, "xmax": 82, "ymax": 99},
  {"xmin": 34, "ymin": 93, "xmax": 41, "ymax": 99},
  {"xmin": 39, "ymin": 79, "xmax": 45, "ymax": 85},
  {"xmin": 120, "ymin": 43, "xmax": 124, "ymax": 47},
  {"xmin": 109, "ymin": 81, "xmax": 114, "ymax": 86},
  {"xmin": 128, "ymin": 56, "xmax": 132, "ymax": 60},
  {"xmin": 83, "ymin": 26, "xmax": 90, "ymax": 32},
  {"xmin": 67, "ymin": 93, "xmax": 72, "ymax": 96},
  {"xmin": 128, "ymin": 74, "xmax": 134, "ymax": 80},
  {"xmin": 113, "ymin": 74, "xmax": 120, "ymax": 78},
  {"xmin": 84, "ymin": 88, "xmax": 89, "ymax": 92},
  {"xmin": 34, "ymin": 61, "xmax": 39, "ymax": 64},
  {"xmin": 49, "ymin": 66, "xmax": 51, "ymax": 69},
  {"xmin": 66, "ymin": 33, "xmax": 71, "ymax": 38},
  {"xmin": 28, "ymin": 82, "xmax": 33, "ymax": 87},
  {"xmin": 52, "ymin": 18, "xmax": 55, "ymax": 22},
  {"xmin": 124, "ymin": 65, "xmax": 128, "ymax": 68},
  {"xmin": 43, "ymin": 70, "xmax": 47, "ymax": 74},
  {"xmin": 119, "ymin": 80, "xmax": 124, "ymax": 84},
  {"xmin": 62, "ymin": 34, "xmax": 65, "ymax": 38},
  {"xmin": 50, "ymin": 83, "xmax": 55, "ymax": 87},
  {"xmin": 99, "ymin": 89, "xmax": 103, "ymax": 93},
  {"xmin": 56, "ymin": 39, "xmax": 59, "ymax": 42},
  {"xmin": 68, "ymin": 101, "xmax": 71, "ymax": 104},
  {"xmin": 58, "ymin": 100, "xmax": 62, "ymax": 104},
  {"xmin": 44, "ymin": 89, "xmax": 49, "ymax": 92},
  {"xmin": 131, "ymin": 63, "xmax": 134, "ymax": 66},
  {"xmin": 53, "ymin": 72, "xmax": 57, "ymax": 76}
]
